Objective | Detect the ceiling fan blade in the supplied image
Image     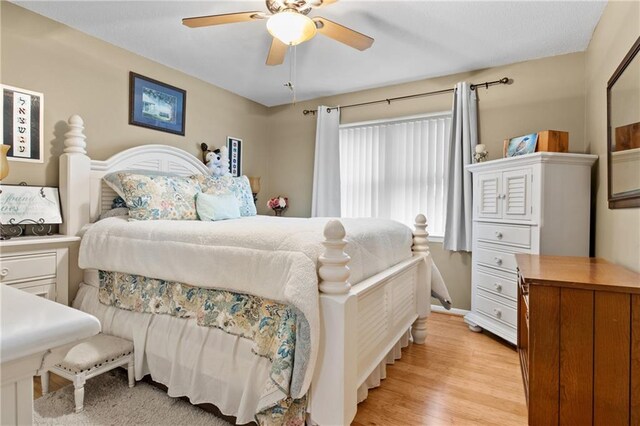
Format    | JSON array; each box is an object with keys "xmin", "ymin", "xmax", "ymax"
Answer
[
  {"xmin": 266, "ymin": 37, "xmax": 288, "ymax": 66},
  {"xmin": 182, "ymin": 11, "xmax": 265, "ymax": 28},
  {"xmin": 313, "ymin": 17, "xmax": 374, "ymax": 51}
]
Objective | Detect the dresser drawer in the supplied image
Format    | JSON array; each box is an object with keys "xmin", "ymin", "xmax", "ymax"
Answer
[
  {"xmin": 474, "ymin": 246, "xmax": 521, "ymax": 273},
  {"xmin": 476, "ymin": 290, "xmax": 518, "ymax": 328},
  {"xmin": 476, "ymin": 222, "xmax": 531, "ymax": 248},
  {"xmin": 0, "ymin": 252, "xmax": 57, "ymax": 283},
  {"xmin": 475, "ymin": 266, "xmax": 518, "ymax": 301}
]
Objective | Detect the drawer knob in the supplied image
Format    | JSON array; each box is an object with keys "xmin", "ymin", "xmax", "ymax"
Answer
[
  {"xmin": 493, "ymin": 308, "xmax": 502, "ymax": 318},
  {"xmin": 494, "ymin": 283, "xmax": 503, "ymax": 292},
  {"xmin": 494, "ymin": 256, "xmax": 503, "ymax": 266},
  {"xmin": 0, "ymin": 268, "xmax": 8, "ymax": 278},
  {"xmin": 495, "ymin": 231, "xmax": 503, "ymax": 239}
]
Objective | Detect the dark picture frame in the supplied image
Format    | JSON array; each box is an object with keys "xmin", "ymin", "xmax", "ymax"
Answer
[
  {"xmin": 227, "ymin": 137, "xmax": 243, "ymax": 177},
  {"xmin": 607, "ymin": 36, "xmax": 640, "ymax": 209},
  {"xmin": 1, "ymin": 84, "xmax": 44, "ymax": 163},
  {"xmin": 129, "ymin": 72, "xmax": 186, "ymax": 136}
]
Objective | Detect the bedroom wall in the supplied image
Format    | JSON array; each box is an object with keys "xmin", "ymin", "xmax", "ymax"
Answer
[
  {"xmin": 585, "ymin": 0, "xmax": 640, "ymax": 273},
  {"xmin": 265, "ymin": 52, "xmax": 586, "ymax": 310},
  {"xmin": 0, "ymin": 2, "xmax": 271, "ymax": 215}
]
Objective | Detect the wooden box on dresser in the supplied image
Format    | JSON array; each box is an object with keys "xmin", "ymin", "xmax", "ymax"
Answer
[
  {"xmin": 0, "ymin": 235, "xmax": 80, "ymax": 304},
  {"xmin": 516, "ymin": 254, "xmax": 640, "ymax": 425},
  {"xmin": 464, "ymin": 152, "xmax": 597, "ymax": 344}
]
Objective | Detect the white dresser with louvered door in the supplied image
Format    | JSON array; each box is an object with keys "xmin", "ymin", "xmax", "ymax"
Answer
[{"xmin": 464, "ymin": 152, "xmax": 597, "ymax": 344}]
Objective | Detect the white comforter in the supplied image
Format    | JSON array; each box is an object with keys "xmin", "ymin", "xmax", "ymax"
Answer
[{"xmin": 78, "ymin": 215, "xmax": 414, "ymax": 396}]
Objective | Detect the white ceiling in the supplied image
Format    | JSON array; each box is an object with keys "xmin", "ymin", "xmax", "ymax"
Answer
[{"xmin": 13, "ymin": 1, "xmax": 607, "ymax": 107}]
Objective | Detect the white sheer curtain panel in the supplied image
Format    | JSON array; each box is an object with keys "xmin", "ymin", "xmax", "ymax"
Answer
[
  {"xmin": 443, "ymin": 82, "xmax": 478, "ymax": 252},
  {"xmin": 312, "ymin": 106, "xmax": 342, "ymax": 217},
  {"xmin": 339, "ymin": 113, "xmax": 451, "ymax": 236}
]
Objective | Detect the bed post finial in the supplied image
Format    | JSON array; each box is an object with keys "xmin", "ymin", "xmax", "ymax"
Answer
[
  {"xmin": 319, "ymin": 219, "xmax": 351, "ymax": 294},
  {"xmin": 412, "ymin": 213, "xmax": 430, "ymax": 344},
  {"xmin": 412, "ymin": 214, "xmax": 430, "ymax": 256},
  {"xmin": 60, "ymin": 115, "xmax": 90, "ymax": 237},
  {"xmin": 64, "ymin": 115, "xmax": 87, "ymax": 155}
]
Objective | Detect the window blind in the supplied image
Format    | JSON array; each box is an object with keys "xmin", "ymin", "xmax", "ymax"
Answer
[{"xmin": 339, "ymin": 112, "xmax": 451, "ymax": 237}]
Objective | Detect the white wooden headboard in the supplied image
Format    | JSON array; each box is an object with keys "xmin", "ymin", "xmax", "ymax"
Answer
[{"xmin": 59, "ymin": 115, "xmax": 209, "ymax": 235}]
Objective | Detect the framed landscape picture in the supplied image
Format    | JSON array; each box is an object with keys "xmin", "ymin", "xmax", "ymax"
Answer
[
  {"xmin": 129, "ymin": 72, "xmax": 186, "ymax": 136},
  {"xmin": 227, "ymin": 136, "xmax": 242, "ymax": 177},
  {"xmin": 1, "ymin": 84, "xmax": 44, "ymax": 163}
]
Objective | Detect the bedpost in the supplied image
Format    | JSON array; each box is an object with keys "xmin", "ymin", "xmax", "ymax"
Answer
[
  {"xmin": 412, "ymin": 214, "xmax": 430, "ymax": 256},
  {"xmin": 59, "ymin": 115, "xmax": 91, "ymax": 236},
  {"xmin": 412, "ymin": 214, "xmax": 431, "ymax": 344},
  {"xmin": 310, "ymin": 219, "xmax": 358, "ymax": 425},
  {"xmin": 318, "ymin": 219, "xmax": 351, "ymax": 294}
]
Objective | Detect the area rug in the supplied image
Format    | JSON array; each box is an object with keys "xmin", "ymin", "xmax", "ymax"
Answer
[{"xmin": 34, "ymin": 370, "xmax": 233, "ymax": 426}]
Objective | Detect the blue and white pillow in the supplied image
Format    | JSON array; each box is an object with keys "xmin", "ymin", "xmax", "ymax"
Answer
[
  {"xmin": 193, "ymin": 175, "xmax": 257, "ymax": 217},
  {"xmin": 103, "ymin": 170, "xmax": 181, "ymax": 199},
  {"xmin": 118, "ymin": 173, "xmax": 201, "ymax": 220}
]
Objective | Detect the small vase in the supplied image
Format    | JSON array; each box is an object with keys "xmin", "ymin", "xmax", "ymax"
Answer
[
  {"xmin": 0, "ymin": 145, "xmax": 10, "ymax": 181},
  {"xmin": 274, "ymin": 209, "xmax": 283, "ymax": 217}
]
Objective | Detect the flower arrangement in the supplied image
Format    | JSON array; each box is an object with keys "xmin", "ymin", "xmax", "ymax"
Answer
[{"xmin": 267, "ymin": 196, "xmax": 288, "ymax": 216}]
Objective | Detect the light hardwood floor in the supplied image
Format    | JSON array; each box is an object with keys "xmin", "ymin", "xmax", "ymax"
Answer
[{"xmin": 34, "ymin": 313, "xmax": 527, "ymax": 425}]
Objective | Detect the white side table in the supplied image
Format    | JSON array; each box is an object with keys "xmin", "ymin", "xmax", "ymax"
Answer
[
  {"xmin": 0, "ymin": 285, "xmax": 100, "ymax": 425},
  {"xmin": 0, "ymin": 234, "xmax": 80, "ymax": 305}
]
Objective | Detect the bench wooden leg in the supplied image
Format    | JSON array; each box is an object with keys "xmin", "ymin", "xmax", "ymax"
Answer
[
  {"xmin": 40, "ymin": 371, "xmax": 49, "ymax": 395},
  {"xmin": 73, "ymin": 373, "xmax": 86, "ymax": 413},
  {"xmin": 127, "ymin": 358, "xmax": 135, "ymax": 388}
]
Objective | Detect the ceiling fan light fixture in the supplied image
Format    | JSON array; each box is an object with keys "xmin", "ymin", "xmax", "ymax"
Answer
[{"xmin": 267, "ymin": 10, "xmax": 317, "ymax": 46}]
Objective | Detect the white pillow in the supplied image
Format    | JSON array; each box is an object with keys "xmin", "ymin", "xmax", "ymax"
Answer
[{"xmin": 196, "ymin": 192, "xmax": 241, "ymax": 221}]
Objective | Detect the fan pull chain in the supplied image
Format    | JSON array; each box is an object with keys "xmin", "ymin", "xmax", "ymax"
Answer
[
  {"xmin": 284, "ymin": 44, "xmax": 297, "ymax": 104},
  {"xmin": 292, "ymin": 45, "xmax": 297, "ymax": 104}
]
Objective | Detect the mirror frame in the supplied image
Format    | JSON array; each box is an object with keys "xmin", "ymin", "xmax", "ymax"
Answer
[{"xmin": 607, "ymin": 36, "xmax": 640, "ymax": 209}]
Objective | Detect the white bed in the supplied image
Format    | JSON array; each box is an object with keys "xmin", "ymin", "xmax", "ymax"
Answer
[{"xmin": 58, "ymin": 115, "xmax": 433, "ymax": 425}]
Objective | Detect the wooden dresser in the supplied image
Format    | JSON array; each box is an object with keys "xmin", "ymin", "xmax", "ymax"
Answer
[{"xmin": 516, "ymin": 254, "xmax": 640, "ymax": 425}]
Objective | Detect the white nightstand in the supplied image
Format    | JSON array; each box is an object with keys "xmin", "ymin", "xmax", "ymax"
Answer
[{"xmin": 0, "ymin": 235, "xmax": 80, "ymax": 305}]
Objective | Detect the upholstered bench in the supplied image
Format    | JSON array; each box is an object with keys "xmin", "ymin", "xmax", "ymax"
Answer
[{"xmin": 41, "ymin": 333, "xmax": 134, "ymax": 413}]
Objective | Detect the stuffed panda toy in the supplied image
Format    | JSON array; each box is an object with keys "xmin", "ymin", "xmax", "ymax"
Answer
[{"xmin": 201, "ymin": 143, "xmax": 231, "ymax": 177}]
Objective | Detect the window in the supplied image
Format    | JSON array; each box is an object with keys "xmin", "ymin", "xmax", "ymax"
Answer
[{"xmin": 339, "ymin": 112, "xmax": 451, "ymax": 238}]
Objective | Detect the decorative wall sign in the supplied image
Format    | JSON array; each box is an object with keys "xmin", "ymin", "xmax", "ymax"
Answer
[
  {"xmin": 129, "ymin": 72, "xmax": 186, "ymax": 136},
  {"xmin": 1, "ymin": 85, "xmax": 44, "ymax": 163},
  {"xmin": 227, "ymin": 136, "xmax": 243, "ymax": 177},
  {"xmin": 0, "ymin": 185, "xmax": 62, "ymax": 224}
]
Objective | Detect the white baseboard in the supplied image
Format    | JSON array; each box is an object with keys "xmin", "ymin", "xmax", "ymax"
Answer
[{"xmin": 431, "ymin": 304, "xmax": 469, "ymax": 316}]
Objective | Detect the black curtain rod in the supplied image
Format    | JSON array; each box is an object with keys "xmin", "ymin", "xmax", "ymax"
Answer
[{"xmin": 302, "ymin": 77, "xmax": 511, "ymax": 116}]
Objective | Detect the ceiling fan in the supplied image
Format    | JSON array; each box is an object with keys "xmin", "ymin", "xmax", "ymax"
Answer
[{"xmin": 182, "ymin": 0, "xmax": 374, "ymax": 66}]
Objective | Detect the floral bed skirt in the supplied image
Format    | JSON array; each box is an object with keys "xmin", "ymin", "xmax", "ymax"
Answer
[{"xmin": 98, "ymin": 270, "xmax": 308, "ymax": 426}]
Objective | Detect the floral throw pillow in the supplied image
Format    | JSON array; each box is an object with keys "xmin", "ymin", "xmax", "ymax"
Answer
[
  {"xmin": 118, "ymin": 173, "xmax": 200, "ymax": 220},
  {"xmin": 193, "ymin": 175, "xmax": 257, "ymax": 217}
]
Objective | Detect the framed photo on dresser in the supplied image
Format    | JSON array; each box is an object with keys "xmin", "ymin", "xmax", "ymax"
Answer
[{"xmin": 505, "ymin": 133, "xmax": 538, "ymax": 157}]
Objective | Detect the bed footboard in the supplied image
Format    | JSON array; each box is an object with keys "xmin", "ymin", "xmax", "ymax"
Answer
[{"xmin": 309, "ymin": 215, "xmax": 431, "ymax": 425}]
